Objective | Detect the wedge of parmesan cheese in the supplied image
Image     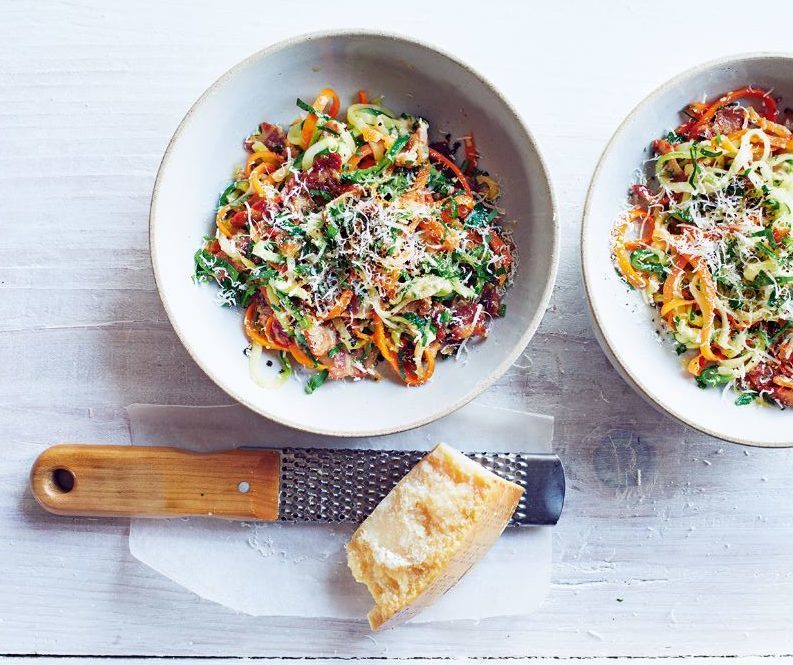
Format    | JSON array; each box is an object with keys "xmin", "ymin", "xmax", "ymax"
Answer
[{"xmin": 345, "ymin": 443, "xmax": 524, "ymax": 630}]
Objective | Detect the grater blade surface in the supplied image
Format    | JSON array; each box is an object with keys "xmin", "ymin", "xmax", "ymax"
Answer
[{"xmin": 277, "ymin": 448, "xmax": 564, "ymax": 527}]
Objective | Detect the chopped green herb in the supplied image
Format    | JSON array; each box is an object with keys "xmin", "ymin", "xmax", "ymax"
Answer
[
  {"xmin": 379, "ymin": 170, "xmax": 413, "ymax": 200},
  {"xmin": 630, "ymin": 249, "xmax": 668, "ymax": 278},
  {"xmin": 699, "ymin": 147, "xmax": 722, "ymax": 158},
  {"xmin": 296, "ymin": 98, "xmax": 328, "ymax": 118},
  {"xmin": 464, "ymin": 203, "xmax": 498, "ymax": 229},
  {"xmin": 309, "ymin": 188, "xmax": 333, "ymax": 202},
  {"xmin": 326, "ymin": 220, "xmax": 339, "ymax": 240},
  {"xmin": 751, "ymin": 270, "xmax": 774, "ymax": 288},
  {"xmin": 696, "ymin": 366, "xmax": 731, "ymax": 389},
  {"xmin": 752, "ymin": 227, "xmax": 778, "ymax": 249},
  {"xmin": 735, "ymin": 391, "xmax": 759, "ymax": 406},
  {"xmin": 305, "ymin": 369, "xmax": 329, "ymax": 394},
  {"xmin": 218, "ymin": 181, "xmax": 249, "ymax": 207},
  {"xmin": 428, "ymin": 166, "xmax": 455, "ymax": 195},
  {"xmin": 688, "ymin": 144, "xmax": 701, "ymax": 188},
  {"xmin": 341, "ymin": 135, "xmax": 410, "ymax": 184},
  {"xmin": 278, "ymin": 351, "xmax": 293, "ymax": 378}
]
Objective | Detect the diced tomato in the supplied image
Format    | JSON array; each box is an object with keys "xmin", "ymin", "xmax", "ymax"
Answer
[{"xmin": 230, "ymin": 210, "xmax": 247, "ymax": 228}]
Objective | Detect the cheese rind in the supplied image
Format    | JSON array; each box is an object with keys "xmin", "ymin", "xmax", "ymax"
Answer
[{"xmin": 345, "ymin": 443, "xmax": 524, "ymax": 630}]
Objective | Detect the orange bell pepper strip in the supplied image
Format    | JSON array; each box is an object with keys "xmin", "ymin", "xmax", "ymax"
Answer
[
  {"xmin": 687, "ymin": 353, "xmax": 705, "ymax": 376},
  {"xmin": 662, "ymin": 256, "xmax": 692, "ymax": 324},
  {"xmin": 419, "ymin": 218, "xmax": 458, "ymax": 251},
  {"xmin": 244, "ymin": 149, "xmax": 283, "ymax": 177},
  {"xmin": 693, "ymin": 259, "xmax": 720, "ymax": 361},
  {"xmin": 357, "ymin": 89, "xmax": 369, "ymax": 104},
  {"xmin": 244, "ymin": 303, "xmax": 274, "ymax": 348},
  {"xmin": 351, "ymin": 326, "xmax": 371, "ymax": 341},
  {"xmin": 773, "ymin": 375, "xmax": 793, "ymax": 389},
  {"xmin": 662, "ymin": 256, "xmax": 689, "ymax": 296},
  {"xmin": 746, "ymin": 107, "xmax": 791, "ymax": 138},
  {"xmin": 216, "ymin": 217, "xmax": 235, "ymax": 239},
  {"xmin": 640, "ymin": 211, "xmax": 655, "ymax": 244},
  {"xmin": 289, "ymin": 342, "xmax": 326, "ymax": 371},
  {"xmin": 317, "ymin": 289, "xmax": 352, "ymax": 321},
  {"xmin": 301, "ymin": 87, "xmax": 341, "ymax": 149},
  {"xmin": 216, "ymin": 204, "xmax": 247, "ymax": 239},
  {"xmin": 249, "ymin": 161, "xmax": 279, "ymax": 198},
  {"xmin": 428, "ymin": 147, "xmax": 473, "ymax": 197},
  {"xmin": 660, "ymin": 298, "xmax": 694, "ymax": 318},
  {"xmin": 372, "ymin": 316, "xmax": 404, "ymax": 381},
  {"xmin": 613, "ymin": 222, "xmax": 647, "ymax": 289},
  {"xmin": 623, "ymin": 241, "xmax": 645, "ymax": 251},
  {"xmin": 404, "ymin": 342, "xmax": 441, "ymax": 386},
  {"xmin": 322, "ymin": 88, "xmax": 340, "ymax": 117},
  {"xmin": 346, "ymin": 144, "xmax": 373, "ymax": 171}
]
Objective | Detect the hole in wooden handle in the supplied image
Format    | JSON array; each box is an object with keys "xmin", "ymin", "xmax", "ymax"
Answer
[{"xmin": 52, "ymin": 468, "xmax": 75, "ymax": 493}]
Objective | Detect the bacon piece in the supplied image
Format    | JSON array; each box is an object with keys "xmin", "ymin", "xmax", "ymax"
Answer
[
  {"xmin": 745, "ymin": 363, "xmax": 775, "ymax": 392},
  {"xmin": 255, "ymin": 303, "xmax": 274, "ymax": 327},
  {"xmin": 268, "ymin": 318, "xmax": 291, "ymax": 348},
  {"xmin": 448, "ymin": 301, "xmax": 488, "ymax": 341},
  {"xmin": 303, "ymin": 152, "xmax": 345, "ymax": 199},
  {"xmin": 700, "ymin": 106, "xmax": 745, "ymax": 138},
  {"xmin": 245, "ymin": 122, "xmax": 287, "ymax": 154},
  {"xmin": 744, "ymin": 362, "xmax": 793, "ymax": 407},
  {"xmin": 479, "ymin": 283, "xmax": 502, "ymax": 317},
  {"xmin": 327, "ymin": 350, "xmax": 368, "ymax": 380},
  {"xmin": 631, "ymin": 184, "xmax": 657, "ymax": 206},
  {"xmin": 304, "ymin": 323, "xmax": 337, "ymax": 358}
]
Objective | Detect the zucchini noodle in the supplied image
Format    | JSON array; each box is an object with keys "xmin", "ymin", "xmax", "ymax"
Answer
[
  {"xmin": 612, "ymin": 86, "xmax": 793, "ymax": 408},
  {"xmin": 193, "ymin": 88, "xmax": 515, "ymax": 392}
]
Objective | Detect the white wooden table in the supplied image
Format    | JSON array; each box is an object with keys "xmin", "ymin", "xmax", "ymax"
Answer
[{"xmin": 2, "ymin": 0, "xmax": 793, "ymax": 660}]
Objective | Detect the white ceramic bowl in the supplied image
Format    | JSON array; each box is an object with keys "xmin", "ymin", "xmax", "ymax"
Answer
[
  {"xmin": 151, "ymin": 31, "xmax": 558, "ymax": 437},
  {"xmin": 583, "ymin": 54, "xmax": 793, "ymax": 448}
]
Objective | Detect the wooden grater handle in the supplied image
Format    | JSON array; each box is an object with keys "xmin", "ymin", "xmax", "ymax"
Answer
[{"xmin": 30, "ymin": 444, "xmax": 281, "ymax": 520}]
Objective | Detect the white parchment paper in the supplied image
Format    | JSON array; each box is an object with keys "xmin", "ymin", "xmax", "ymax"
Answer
[{"xmin": 127, "ymin": 402, "xmax": 554, "ymax": 622}]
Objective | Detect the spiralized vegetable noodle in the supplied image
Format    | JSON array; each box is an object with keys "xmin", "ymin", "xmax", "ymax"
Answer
[{"xmin": 194, "ymin": 88, "xmax": 515, "ymax": 392}]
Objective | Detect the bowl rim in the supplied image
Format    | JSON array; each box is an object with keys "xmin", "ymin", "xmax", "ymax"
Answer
[
  {"xmin": 581, "ymin": 51, "xmax": 793, "ymax": 448},
  {"xmin": 150, "ymin": 28, "xmax": 560, "ymax": 437}
]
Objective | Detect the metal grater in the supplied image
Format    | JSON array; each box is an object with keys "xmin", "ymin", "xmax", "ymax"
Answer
[
  {"xmin": 29, "ymin": 444, "xmax": 565, "ymax": 526},
  {"xmin": 278, "ymin": 449, "xmax": 565, "ymax": 526}
]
